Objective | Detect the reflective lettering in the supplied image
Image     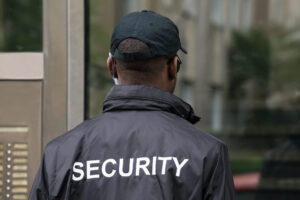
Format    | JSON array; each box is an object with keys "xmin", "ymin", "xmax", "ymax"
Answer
[
  {"xmin": 72, "ymin": 156, "xmax": 189, "ymax": 180},
  {"xmin": 158, "ymin": 157, "xmax": 172, "ymax": 175},
  {"xmin": 72, "ymin": 162, "xmax": 84, "ymax": 181},
  {"xmin": 87, "ymin": 160, "xmax": 100, "ymax": 179},
  {"xmin": 152, "ymin": 156, "xmax": 157, "ymax": 175},
  {"xmin": 102, "ymin": 159, "xmax": 117, "ymax": 177},
  {"xmin": 136, "ymin": 157, "xmax": 150, "ymax": 176},
  {"xmin": 119, "ymin": 158, "xmax": 134, "ymax": 177},
  {"xmin": 173, "ymin": 157, "xmax": 189, "ymax": 177}
]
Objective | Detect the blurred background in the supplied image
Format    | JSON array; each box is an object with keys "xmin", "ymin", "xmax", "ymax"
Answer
[{"xmin": 1, "ymin": 0, "xmax": 300, "ymax": 199}]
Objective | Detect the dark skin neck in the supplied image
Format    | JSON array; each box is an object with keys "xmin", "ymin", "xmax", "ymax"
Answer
[{"xmin": 107, "ymin": 56, "xmax": 179, "ymax": 93}]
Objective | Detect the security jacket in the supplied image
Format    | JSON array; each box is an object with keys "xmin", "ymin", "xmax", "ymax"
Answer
[{"xmin": 29, "ymin": 85, "xmax": 235, "ymax": 200}]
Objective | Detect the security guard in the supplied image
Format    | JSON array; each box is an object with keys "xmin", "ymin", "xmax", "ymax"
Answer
[{"xmin": 29, "ymin": 10, "xmax": 235, "ymax": 199}]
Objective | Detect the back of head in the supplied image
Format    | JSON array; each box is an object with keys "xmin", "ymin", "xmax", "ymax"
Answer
[
  {"xmin": 115, "ymin": 38, "xmax": 168, "ymax": 84},
  {"xmin": 109, "ymin": 10, "xmax": 187, "ymax": 89}
]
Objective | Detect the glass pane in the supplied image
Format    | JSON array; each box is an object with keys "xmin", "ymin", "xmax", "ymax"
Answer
[
  {"xmin": 87, "ymin": 1, "xmax": 300, "ymax": 198},
  {"xmin": 85, "ymin": 0, "xmax": 115, "ymax": 118},
  {"xmin": 0, "ymin": 0, "xmax": 42, "ymax": 51}
]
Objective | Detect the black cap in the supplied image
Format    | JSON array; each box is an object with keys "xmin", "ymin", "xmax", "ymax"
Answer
[{"xmin": 110, "ymin": 10, "xmax": 187, "ymax": 61}]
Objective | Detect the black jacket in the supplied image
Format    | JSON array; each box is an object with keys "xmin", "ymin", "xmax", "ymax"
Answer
[{"xmin": 30, "ymin": 85, "xmax": 235, "ymax": 200}]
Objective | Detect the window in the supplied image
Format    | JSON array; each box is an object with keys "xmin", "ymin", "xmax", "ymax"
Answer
[
  {"xmin": 0, "ymin": 0, "xmax": 42, "ymax": 51},
  {"xmin": 86, "ymin": 2, "xmax": 300, "ymax": 198},
  {"xmin": 209, "ymin": 0, "xmax": 225, "ymax": 27}
]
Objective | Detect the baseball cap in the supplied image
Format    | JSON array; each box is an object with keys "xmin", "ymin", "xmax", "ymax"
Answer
[{"xmin": 110, "ymin": 10, "xmax": 187, "ymax": 61}]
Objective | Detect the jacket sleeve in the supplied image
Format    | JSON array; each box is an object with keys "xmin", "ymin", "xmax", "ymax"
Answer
[
  {"xmin": 28, "ymin": 153, "xmax": 49, "ymax": 200},
  {"xmin": 204, "ymin": 144, "xmax": 236, "ymax": 200}
]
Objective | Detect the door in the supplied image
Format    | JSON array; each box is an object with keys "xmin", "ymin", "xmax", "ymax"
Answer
[
  {"xmin": 0, "ymin": 54, "xmax": 43, "ymax": 200},
  {"xmin": 0, "ymin": 0, "xmax": 84, "ymax": 199}
]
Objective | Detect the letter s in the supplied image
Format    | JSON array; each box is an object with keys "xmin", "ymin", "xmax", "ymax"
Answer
[{"xmin": 72, "ymin": 162, "xmax": 84, "ymax": 181}]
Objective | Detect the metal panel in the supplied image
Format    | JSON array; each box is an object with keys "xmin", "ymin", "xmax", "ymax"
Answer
[
  {"xmin": 43, "ymin": 0, "xmax": 84, "ymax": 146},
  {"xmin": 0, "ymin": 53, "xmax": 43, "ymax": 80},
  {"xmin": 67, "ymin": 0, "xmax": 84, "ymax": 130},
  {"xmin": 0, "ymin": 81, "xmax": 42, "ymax": 199},
  {"xmin": 43, "ymin": 0, "xmax": 68, "ymax": 147}
]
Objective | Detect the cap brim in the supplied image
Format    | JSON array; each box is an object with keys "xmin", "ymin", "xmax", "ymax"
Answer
[{"xmin": 180, "ymin": 47, "xmax": 188, "ymax": 54}]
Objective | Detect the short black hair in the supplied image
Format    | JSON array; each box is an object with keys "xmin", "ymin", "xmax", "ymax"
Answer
[
  {"xmin": 115, "ymin": 39, "xmax": 169, "ymax": 84},
  {"xmin": 117, "ymin": 38, "xmax": 149, "ymax": 53}
]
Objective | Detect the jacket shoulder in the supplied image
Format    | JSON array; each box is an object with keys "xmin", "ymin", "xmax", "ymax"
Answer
[
  {"xmin": 45, "ymin": 114, "xmax": 104, "ymax": 148},
  {"xmin": 161, "ymin": 111, "xmax": 226, "ymax": 149}
]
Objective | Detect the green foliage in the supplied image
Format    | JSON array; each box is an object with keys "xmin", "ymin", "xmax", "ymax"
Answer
[
  {"xmin": 87, "ymin": 0, "xmax": 114, "ymax": 118},
  {"xmin": 228, "ymin": 26, "xmax": 300, "ymax": 97},
  {"xmin": 228, "ymin": 29, "xmax": 271, "ymax": 99},
  {"xmin": 0, "ymin": 0, "xmax": 42, "ymax": 51},
  {"xmin": 270, "ymin": 25, "xmax": 300, "ymax": 90},
  {"xmin": 230, "ymin": 151, "xmax": 263, "ymax": 174}
]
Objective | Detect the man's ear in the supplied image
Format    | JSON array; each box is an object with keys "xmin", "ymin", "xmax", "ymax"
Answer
[
  {"xmin": 167, "ymin": 56, "xmax": 177, "ymax": 80},
  {"xmin": 106, "ymin": 56, "xmax": 118, "ymax": 78}
]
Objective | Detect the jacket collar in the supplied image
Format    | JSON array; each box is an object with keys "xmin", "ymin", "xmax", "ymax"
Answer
[{"xmin": 103, "ymin": 85, "xmax": 200, "ymax": 124}]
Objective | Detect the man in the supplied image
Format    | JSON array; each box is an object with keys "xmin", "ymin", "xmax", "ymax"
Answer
[{"xmin": 30, "ymin": 10, "xmax": 235, "ymax": 199}]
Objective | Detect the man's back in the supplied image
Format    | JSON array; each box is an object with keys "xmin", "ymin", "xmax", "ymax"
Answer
[{"xmin": 30, "ymin": 85, "xmax": 235, "ymax": 199}]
